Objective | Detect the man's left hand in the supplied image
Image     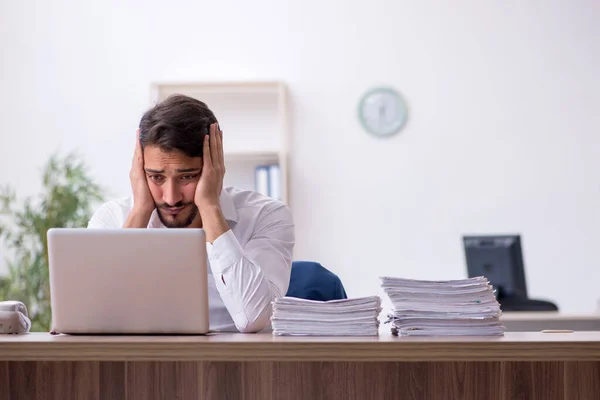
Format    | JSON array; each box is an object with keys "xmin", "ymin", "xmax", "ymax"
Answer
[{"xmin": 195, "ymin": 122, "xmax": 225, "ymax": 209}]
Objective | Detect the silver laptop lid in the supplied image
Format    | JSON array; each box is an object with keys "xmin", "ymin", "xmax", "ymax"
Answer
[{"xmin": 47, "ymin": 228, "xmax": 209, "ymax": 334}]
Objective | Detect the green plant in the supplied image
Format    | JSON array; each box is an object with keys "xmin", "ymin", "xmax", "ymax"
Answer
[{"xmin": 0, "ymin": 152, "xmax": 105, "ymax": 331}]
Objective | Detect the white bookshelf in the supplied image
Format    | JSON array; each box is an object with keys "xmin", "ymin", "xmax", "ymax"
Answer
[{"xmin": 150, "ymin": 82, "xmax": 290, "ymax": 204}]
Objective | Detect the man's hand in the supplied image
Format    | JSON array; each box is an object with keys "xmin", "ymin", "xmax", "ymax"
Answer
[
  {"xmin": 195, "ymin": 123, "xmax": 229, "ymax": 243},
  {"xmin": 124, "ymin": 129, "xmax": 155, "ymax": 228},
  {"xmin": 195, "ymin": 123, "xmax": 225, "ymax": 209}
]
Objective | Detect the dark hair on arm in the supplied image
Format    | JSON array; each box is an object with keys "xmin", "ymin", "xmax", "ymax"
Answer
[{"xmin": 139, "ymin": 94, "xmax": 218, "ymax": 158}]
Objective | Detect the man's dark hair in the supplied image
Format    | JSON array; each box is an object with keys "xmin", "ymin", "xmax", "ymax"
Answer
[{"xmin": 139, "ymin": 94, "xmax": 217, "ymax": 157}]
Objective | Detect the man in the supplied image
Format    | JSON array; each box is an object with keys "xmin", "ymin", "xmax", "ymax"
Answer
[{"xmin": 88, "ymin": 94, "xmax": 295, "ymax": 333}]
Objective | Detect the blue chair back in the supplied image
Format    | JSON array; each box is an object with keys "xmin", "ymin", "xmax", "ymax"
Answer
[{"xmin": 285, "ymin": 261, "xmax": 348, "ymax": 301}]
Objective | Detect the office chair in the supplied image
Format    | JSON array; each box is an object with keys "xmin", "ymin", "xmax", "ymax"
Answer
[{"xmin": 285, "ymin": 261, "xmax": 348, "ymax": 301}]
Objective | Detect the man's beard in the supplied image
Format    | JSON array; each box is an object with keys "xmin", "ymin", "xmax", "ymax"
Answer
[{"xmin": 156, "ymin": 201, "xmax": 199, "ymax": 228}]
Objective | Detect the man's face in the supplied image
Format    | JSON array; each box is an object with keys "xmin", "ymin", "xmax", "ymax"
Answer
[{"xmin": 143, "ymin": 146, "xmax": 202, "ymax": 228}]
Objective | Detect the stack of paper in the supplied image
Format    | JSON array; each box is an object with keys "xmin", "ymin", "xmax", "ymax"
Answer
[
  {"xmin": 380, "ymin": 276, "xmax": 504, "ymax": 336},
  {"xmin": 271, "ymin": 296, "xmax": 382, "ymax": 336}
]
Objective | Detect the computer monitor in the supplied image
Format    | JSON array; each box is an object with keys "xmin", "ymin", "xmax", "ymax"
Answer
[
  {"xmin": 463, "ymin": 235, "xmax": 527, "ymax": 298},
  {"xmin": 462, "ymin": 234, "xmax": 558, "ymax": 311}
]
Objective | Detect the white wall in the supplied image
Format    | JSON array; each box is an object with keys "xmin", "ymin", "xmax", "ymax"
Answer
[{"xmin": 1, "ymin": 0, "xmax": 599, "ymax": 313}]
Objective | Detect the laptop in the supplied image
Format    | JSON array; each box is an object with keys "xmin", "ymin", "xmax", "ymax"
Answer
[{"xmin": 47, "ymin": 228, "xmax": 210, "ymax": 334}]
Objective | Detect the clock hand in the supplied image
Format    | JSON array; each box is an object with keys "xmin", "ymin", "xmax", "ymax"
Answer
[{"xmin": 379, "ymin": 104, "xmax": 386, "ymax": 129}]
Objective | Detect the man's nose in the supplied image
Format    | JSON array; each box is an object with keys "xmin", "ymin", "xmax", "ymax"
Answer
[{"xmin": 162, "ymin": 181, "xmax": 183, "ymax": 206}]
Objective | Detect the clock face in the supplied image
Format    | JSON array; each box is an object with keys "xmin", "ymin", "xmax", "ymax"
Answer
[{"xmin": 358, "ymin": 87, "xmax": 408, "ymax": 137}]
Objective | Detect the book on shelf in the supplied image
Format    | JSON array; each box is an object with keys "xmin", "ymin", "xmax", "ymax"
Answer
[{"xmin": 255, "ymin": 164, "xmax": 281, "ymax": 200}]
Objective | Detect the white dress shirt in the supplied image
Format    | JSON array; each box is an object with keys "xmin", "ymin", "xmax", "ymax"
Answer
[{"xmin": 87, "ymin": 186, "xmax": 295, "ymax": 333}]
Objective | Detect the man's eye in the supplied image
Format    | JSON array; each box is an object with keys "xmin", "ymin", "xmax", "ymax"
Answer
[
  {"xmin": 181, "ymin": 175, "xmax": 196, "ymax": 180},
  {"xmin": 149, "ymin": 175, "xmax": 164, "ymax": 182}
]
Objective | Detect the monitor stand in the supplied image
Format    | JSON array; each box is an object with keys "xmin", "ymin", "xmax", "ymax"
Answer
[{"xmin": 498, "ymin": 295, "xmax": 558, "ymax": 312}]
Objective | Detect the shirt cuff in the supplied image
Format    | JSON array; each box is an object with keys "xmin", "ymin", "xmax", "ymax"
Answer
[{"xmin": 206, "ymin": 229, "xmax": 244, "ymax": 274}]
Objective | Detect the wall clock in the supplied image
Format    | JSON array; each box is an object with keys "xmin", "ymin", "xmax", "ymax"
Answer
[{"xmin": 358, "ymin": 87, "xmax": 408, "ymax": 137}]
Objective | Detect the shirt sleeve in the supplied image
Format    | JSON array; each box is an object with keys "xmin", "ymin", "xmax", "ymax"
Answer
[
  {"xmin": 87, "ymin": 201, "xmax": 125, "ymax": 229},
  {"xmin": 206, "ymin": 203, "xmax": 295, "ymax": 333}
]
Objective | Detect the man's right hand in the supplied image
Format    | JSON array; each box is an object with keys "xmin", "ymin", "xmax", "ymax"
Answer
[{"xmin": 123, "ymin": 129, "xmax": 155, "ymax": 228}]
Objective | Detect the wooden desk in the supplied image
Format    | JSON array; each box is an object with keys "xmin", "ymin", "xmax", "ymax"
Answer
[
  {"xmin": 501, "ymin": 312, "xmax": 600, "ymax": 332},
  {"xmin": 1, "ymin": 332, "xmax": 600, "ymax": 399}
]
